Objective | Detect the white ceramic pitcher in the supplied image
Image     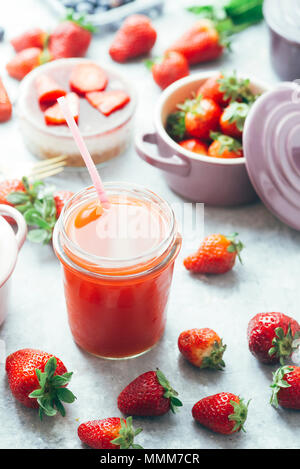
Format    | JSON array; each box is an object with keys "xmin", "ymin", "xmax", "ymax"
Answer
[{"xmin": 0, "ymin": 205, "xmax": 27, "ymax": 326}]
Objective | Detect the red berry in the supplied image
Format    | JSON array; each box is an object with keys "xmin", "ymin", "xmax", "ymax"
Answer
[
  {"xmin": 178, "ymin": 328, "xmax": 226, "ymax": 369},
  {"xmin": 109, "ymin": 15, "xmax": 157, "ymax": 63},
  {"xmin": 78, "ymin": 417, "xmax": 143, "ymax": 449},
  {"xmin": 167, "ymin": 20, "xmax": 223, "ymax": 65},
  {"xmin": 192, "ymin": 393, "xmax": 249, "ymax": 435},
  {"xmin": 44, "ymin": 93, "xmax": 79, "ymax": 126},
  {"xmin": 6, "ymin": 349, "xmax": 76, "ymax": 418},
  {"xmin": 184, "ymin": 233, "xmax": 243, "ymax": 275},
  {"xmin": 11, "ymin": 28, "xmax": 48, "ymax": 53},
  {"xmin": 149, "ymin": 51, "xmax": 189, "ymax": 90},
  {"xmin": 117, "ymin": 370, "xmax": 182, "ymax": 416},
  {"xmin": 54, "ymin": 190, "xmax": 74, "ymax": 218},
  {"xmin": 49, "ymin": 20, "xmax": 92, "ymax": 60},
  {"xmin": 248, "ymin": 312, "xmax": 300, "ymax": 364},
  {"xmin": 270, "ymin": 366, "xmax": 300, "ymax": 409}
]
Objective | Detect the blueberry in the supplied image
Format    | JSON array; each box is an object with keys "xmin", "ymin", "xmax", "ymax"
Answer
[{"xmin": 0, "ymin": 27, "xmax": 4, "ymax": 42}]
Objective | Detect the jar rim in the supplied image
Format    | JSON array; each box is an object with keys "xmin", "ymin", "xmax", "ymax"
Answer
[{"xmin": 53, "ymin": 182, "xmax": 179, "ymax": 278}]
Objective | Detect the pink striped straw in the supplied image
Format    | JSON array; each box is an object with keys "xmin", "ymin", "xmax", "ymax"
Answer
[{"xmin": 57, "ymin": 96, "xmax": 110, "ymax": 208}]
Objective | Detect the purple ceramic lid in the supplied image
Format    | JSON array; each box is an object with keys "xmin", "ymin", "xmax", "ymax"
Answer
[
  {"xmin": 264, "ymin": 0, "xmax": 300, "ymax": 43},
  {"xmin": 243, "ymin": 82, "xmax": 300, "ymax": 230}
]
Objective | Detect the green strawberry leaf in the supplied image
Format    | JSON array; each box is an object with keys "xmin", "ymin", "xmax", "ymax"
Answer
[
  {"xmin": 270, "ymin": 366, "xmax": 293, "ymax": 408},
  {"xmin": 166, "ymin": 111, "xmax": 186, "ymax": 141},
  {"xmin": 27, "ymin": 229, "xmax": 52, "ymax": 244},
  {"xmin": 156, "ymin": 369, "xmax": 183, "ymax": 414},
  {"xmin": 6, "ymin": 192, "xmax": 30, "ymax": 205},
  {"xmin": 110, "ymin": 417, "xmax": 143, "ymax": 449},
  {"xmin": 28, "ymin": 356, "xmax": 76, "ymax": 420}
]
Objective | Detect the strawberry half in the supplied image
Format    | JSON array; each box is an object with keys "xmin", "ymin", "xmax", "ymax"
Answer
[
  {"xmin": 69, "ymin": 63, "xmax": 108, "ymax": 96},
  {"xmin": 86, "ymin": 90, "xmax": 130, "ymax": 116},
  {"xmin": 44, "ymin": 92, "xmax": 79, "ymax": 125},
  {"xmin": 78, "ymin": 417, "xmax": 143, "ymax": 449},
  {"xmin": 6, "ymin": 349, "xmax": 76, "ymax": 419},
  {"xmin": 36, "ymin": 74, "xmax": 66, "ymax": 106},
  {"xmin": 118, "ymin": 370, "xmax": 182, "ymax": 416}
]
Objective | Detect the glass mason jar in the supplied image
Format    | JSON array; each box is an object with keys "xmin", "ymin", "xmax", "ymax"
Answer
[{"xmin": 53, "ymin": 183, "xmax": 181, "ymax": 359}]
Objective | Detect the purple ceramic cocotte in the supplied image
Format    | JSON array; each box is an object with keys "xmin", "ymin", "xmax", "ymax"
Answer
[
  {"xmin": 264, "ymin": 0, "xmax": 300, "ymax": 81},
  {"xmin": 135, "ymin": 73, "xmax": 300, "ymax": 231}
]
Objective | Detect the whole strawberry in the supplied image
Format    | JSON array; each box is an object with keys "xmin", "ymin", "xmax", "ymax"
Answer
[
  {"xmin": 184, "ymin": 233, "xmax": 243, "ymax": 274},
  {"xmin": 146, "ymin": 51, "xmax": 189, "ymax": 90},
  {"xmin": 167, "ymin": 19, "xmax": 223, "ymax": 65},
  {"xmin": 11, "ymin": 28, "xmax": 48, "ymax": 52},
  {"xmin": 192, "ymin": 393, "xmax": 250, "ymax": 434},
  {"xmin": 248, "ymin": 312, "xmax": 300, "ymax": 365},
  {"xmin": 118, "ymin": 369, "xmax": 182, "ymax": 416},
  {"xmin": 49, "ymin": 10, "xmax": 94, "ymax": 59},
  {"xmin": 0, "ymin": 179, "xmax": 25, "ymax": 223},
  {"xmin": 6, "ymin": 47, "xmax": 49, "ymax": 81},
  {"xmin": 78, "ymin": 416, "xmax": 143, "ymax": 449},
  {"xmin": 6, "ymin": 349, "xmax": 76, "ymax": 419},
  {"xmin": 270, "ymin": 366, "xmax": 300, "ymax": 409},
  {"xmin": 220, "ymin": 102, "xmax": 250, "ymax": 139},
  {"xmin": 178, "ymin": 328, "xmax": 226, "ymax": 370},
  {"xmin": 109, "ymin": 15, "xmax": 157, "ymax": 63},
  {"xmin": 179, "ymin": 95, "xmax": 221, "ymax": 140}
]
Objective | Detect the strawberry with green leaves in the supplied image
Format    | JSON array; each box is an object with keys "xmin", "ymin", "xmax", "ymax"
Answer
[
  {"xmin": 248, "ymin": 312, "xmax": 300, "ymax": 365},
  {"xmin": 118, "ymin": 370, "xmax": 182, "ymax": 417},
  {"xmin": 179, "ymin": 95, "xmax": 222, "ymax": 140},
  {"xmin": 6, "ymin": 47, "xmax": 50, "ymax": 81},
  {"xmin": 192, "ymin": 393, "xmax": 250, "ymax": 435},
  {"xmin": 6, "ymin": 349, "xmax": 76, "ymax": 419},
  {"xmin": 5, "ymin": 176, "xmax": 73, "ymax": 244},
  {"xmin": 178, "ymin": 328, "xmax": 226, "ymax": 369},
  {"xmin": 78, "ymin": 417, "xmax": 143, "ymax": 450},
  {"xmin": 198, "ymin": 71, "xmax": 256, "ymax": 107},
  {"xmin": 270, "ymin": 366, "xmax": 300, "ymax": 409},
  {"xmin": 48, "ymin": 9, "xmax": 95, "ymax": 60},
  {"xmin": 146, "ymin": 51, "xmax": 189, "ymax": 90},
  {"xmin": 184, "ymin": 232, "xmax": 243, "ymax": 274},
  {"xmin": 208, "ymin": 132, "xmax": 243, "ymax": 159},
  {"xmin": 220, "ymin": 101, "xmax": 250, "ymax": 139}
]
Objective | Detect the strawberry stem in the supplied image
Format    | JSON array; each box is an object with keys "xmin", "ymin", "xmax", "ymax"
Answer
[
  {"xmin": 269, "ymin": 325, "xmax": 300, "ymax": 365},
  {"xmin": 226, "ymin": 232, "xmax": 244, "ymax": 263},
  {"xmin": 228, "ymin": 398, "xmax": 250, "ymax": 432}
]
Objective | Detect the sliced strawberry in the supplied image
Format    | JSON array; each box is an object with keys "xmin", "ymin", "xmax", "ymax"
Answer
[
  {"xmin": 69, "ymin": 63, "xmax": 108, "ymax": 96},
  {"xmin": 36, "ymin": 74, "xmax": 66, "ymax": 106},
  {"xmin": 86, "ymin": 90, "xmax": 130, "ymax": 116},
  {"xmin": 44, "ymin": 92, "xmax": 79, "ymax": 125}
]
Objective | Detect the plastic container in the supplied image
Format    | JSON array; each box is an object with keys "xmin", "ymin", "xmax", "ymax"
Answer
[{"xmin": 17, "ymin": 58, "xmax": 137, "ymax": 166}]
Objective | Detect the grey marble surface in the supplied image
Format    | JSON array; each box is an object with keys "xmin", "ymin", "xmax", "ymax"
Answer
[{"xmin": 0, "ymin": 0, "xmax": 300, "ymax": 450}]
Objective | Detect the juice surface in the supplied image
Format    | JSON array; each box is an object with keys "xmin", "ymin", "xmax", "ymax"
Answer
[
  {"xmin": 61, "ymin": 196, "xmax": 178, "ymax": 359},
  {"xmin": 66, "ymin": 196, "xmax": 167, "ymax": 260}
]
